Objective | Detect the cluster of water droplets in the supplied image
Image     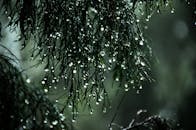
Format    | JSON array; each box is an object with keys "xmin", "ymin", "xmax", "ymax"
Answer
[{"xmin": 17, "ymin": 0, "xmax": 179, "ymax": 123}]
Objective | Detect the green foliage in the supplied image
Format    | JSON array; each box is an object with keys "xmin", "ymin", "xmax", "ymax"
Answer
[
  {"xmin": 121, "ymin": 115, "xmax": 181, "ymax": 130},
  {"xmin": 0, "ymin": 53, "xmax": 69, "ymax": 130},
  {"xmin": 0, "ymin": 0, "xmax": 175, "ymax": 115},
  {"xmin": 109, "ymin": 109, "xmax": 182, "ymax": 130}
]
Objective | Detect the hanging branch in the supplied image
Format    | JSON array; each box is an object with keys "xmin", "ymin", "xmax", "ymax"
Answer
[
  {"xmin": 0, "ymin": 53, "xmax": 70, "ymax": 130},
  {"xmin": 109, "ymin": 110, "xmax": 181, "ymax": 130},
  {"xmin": 0, "ymin": 0, "xmax": 180, "ymax": 117}
]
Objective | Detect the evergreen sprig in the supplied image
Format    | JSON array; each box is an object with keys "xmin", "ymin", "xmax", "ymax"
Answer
[{"xmin": 0, "ymin": 54, "xmax": 69, "ymax": 130}]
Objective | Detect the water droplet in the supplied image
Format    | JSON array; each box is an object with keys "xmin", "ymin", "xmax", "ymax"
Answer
[
  {"xmin": 50, "ymin": 125, "xmax": 53, "ymax": 128},
  {"xmin": 25, "ymin": 99, "xmax": 29, "ymax": 104},
  {"xmin": 137, "ymin": 109, "xmax": 147, "ymax": 115},
  {"xmin": 90, "ymin": 7, "xmax": 98, "ymax": 13},
  {"xmin": 83, "ymin": 84, "xmax": 87, "ymax": 88},
  {"xmin": 139, "ymin": 40, "xmax": 144, "ymax": 46},
  {"xmin": 140, "ymin": 77, "xmax": 145, "ymax": 80},
  {"xmin": 8, "ymin": 16, "xmax": 11, "ymax": 20},
  {"xmin": 121, "ymin": 64, "xmax": 125, "ymax": 69},
  {"xmin": 52, "ymin": 120, "xmax": 58, "ymax": 125},
  {"xmin": 73, "ymin": 70, "xmax": 77, "ymax": 74},
  {"xmin": 44, "ymin": 119, "xmax": 47, "ymax": 124},
  {"xmin": 124, "ymin": 84, "xmax": 128, "ymax": 88},
  {"xmin": 23, "ymin": 125, "xmax": 27, "ymax": 129},
  {"xmin": 52, "ymin": 80, "xmax": 55, "ymax": 83},
  {"xmin": 41, "ymin": 80, "xmax": 46, "ymax": 85},
  {"xmin": 44, "ymin": 68, "xmax": 49, "ymax": 72},
  {"xmin": 130, "ymin": 80, "xmax": 134, "ymax": 84},
  {"xmin": 59, "ymin": 113, "xmax": 65, "ymax": 121},
  {"xmin": 109, "ymin": 127, "xmax": 113, "ymax": 130},
  {"xmin": 115, "ymin": 78, "xmax": 119, "ymax": 82},
  {"xmin": 26, "ymin": 78, "xmax": 31, "ymax": 83},
  {"xmin": 144, "ymin": 26, "xmax": 148, "ymax": 29},
  {"xmin": 103, "ymin": 107, "xmax": 107, "ymax": 113},
  {"xmin": 101, "ymin": 26, "xmax": 104, "ymax": 31},
  {"xmin": 100, "ymin": 51, "xmax": 105, "ymax": 57},
  {"xmin": 109, "ymin": 59, "xmax": 112, "ymax": 63},
  {"xmin": 112, "ymin": 57, "xmax": 116, "ymax": 62},
  {"xmin": 90, "ymin": 110, "xmax": 93, "ymax": 115},
  {"xmin": 141, "ymin": 61, "xmax": 145, "ymax": 66},
  {"xmin": 69, "ymin": 62, "xmax": 73, "ymax": 67},
  {"xmin": 72, "ymin": 119, "xmax": 76, "ymax": 123},
  {"xmin": 171, "ymin": 9, "xmax": 175, "ymax": 14},
  {"xmin": 135, "ymin": 37, "xmax": 139, "ymax": 41}
]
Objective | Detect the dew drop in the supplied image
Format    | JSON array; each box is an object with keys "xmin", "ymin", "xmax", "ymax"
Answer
[
  {"xmin": 43, "ymin": 119, "xmax": 47, "ymax": 124},
  {"xmin": 23, "ymin": 125, "xmax": 27, "ymax": 129},
  {"xmin": 101, "ymin": 26, "xmax": 104, "ymax": 31},
  {"xmin": 72, "ymin": 119, "xmax": 76, "ymax": 123},
  {"xmin": 83, "ymin": 85, "xmax": 87, "ymax": 88},
  {"xmin": 73, "ymin": 70, "xmax": 77, "ymax": 74},
  {"xmin": 41, "ymin": 80, "xmax": 46, "ymax": 85},
  {"xmin": 69, "ymin": 62, "xmax": 73, "ymax": 67},
  {"xmin": 130, "ymin": 80, "xmax": 134, "ymax": 84},
  {"xmin": 109, "ymin": 127, "xmax": 113, "ymax": 130},
  {"xmin": 135, "ymin": 37, "xmax": 139, "ymax": 41},
  {"xmin": 44, "ymin": 68, "xmax": 49, "ymax": 72},
  {"xmin": 26, "ymin": 78, "xmax": 31, "ymax": 83},
  {"xmin": 140, "ymin": 77, "xmax": 145, "ymax": 80},
  {"xmin": 139, "ymin": 40, "xmax": 144, "ymax": 46},
  {"xmin": 103, "ymin": 107, "xmax": 107, "ymax": 113},
  {"xmin": 59, "ymin": 113, "xmax": 65, "ymax": 121},
  {"xmin": 124, "ymin": 84, "xmax": 128, "ymax": 88},
  {"xmin": 90, "ymin": 110, "xmax": 93, "ymax": 115},
  {"xmin": 100, "ymin": 51, "xmax": 105, "ymax": 57},
  {"xmin": 109, "ymin": 59, "xmax": 112, "ymax": 63},
  {"xmin": 98, "ymin": 98, "xmax": 102, "ymax": 102},
  {"xmin": 115, "ymin": 78, "xmax": 119, "ymax": 82},
  {"xmin": 52, "ymin": 120, "xmax": 58, "ymax": 125},
  {"xmin": 171, "ymin": 9, "xmax": 175, "ymax": 14},
  {"xmin": 25, "ymin": 99, "xmax": 29, "ymax": 105},
  {"xmin": 140, "ymin": 61, "xmax": 145, "ymax": 66}
]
